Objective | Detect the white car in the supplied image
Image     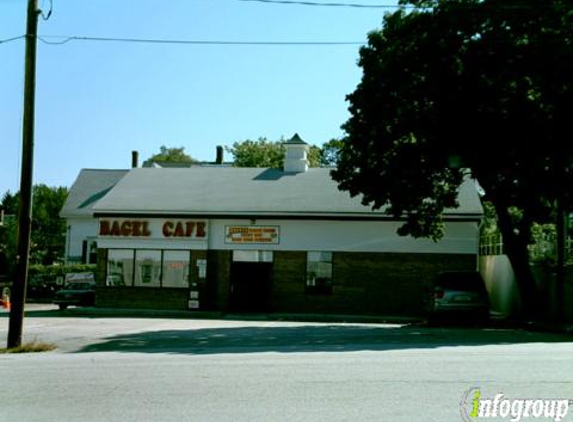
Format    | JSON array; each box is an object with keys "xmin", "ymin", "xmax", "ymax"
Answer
[{"xmin": 428, "ymin": 271, "xmax": 490, "ymax": 323}]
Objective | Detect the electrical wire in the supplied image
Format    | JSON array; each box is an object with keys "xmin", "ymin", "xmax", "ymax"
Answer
[
  {"xmin": 37, "ymin": 35, "xmax": 365, "ymax": 46},
  {"xmin": 231, "ymin": 0, "xmax": 414, "ymax": 8},
  {"xmin": 229, "ymin": 0, "xmax": 572, "ymax": 9},
  {"xmin": 40, "ymin": 0, "xmax": 53, "ymax": 21},
  {"xmin": 0, "ymin": 35, "xmax": 26, "ymax": 45}
]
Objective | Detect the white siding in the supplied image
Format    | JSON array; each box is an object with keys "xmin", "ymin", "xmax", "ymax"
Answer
[
  {"xmin": 209, "ymin": 219, "xmax": 479, "ymax": 254},
  {"xmin": 92, "ymin": 218, "xmax": 479, "ymax": 255},
  {"xmin": 65, "ymin": 218, "xmax": 99, "ymax": 262}
]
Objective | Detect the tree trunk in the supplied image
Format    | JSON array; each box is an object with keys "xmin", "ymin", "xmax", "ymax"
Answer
[{"xmin": 495, "ymin": 203, "xmax": 540, "ymax": 320}]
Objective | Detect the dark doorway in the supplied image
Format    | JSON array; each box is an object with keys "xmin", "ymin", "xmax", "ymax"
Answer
[{"xmin": 230, "ymin": 262, "xmax": 272, "ymax": 312}]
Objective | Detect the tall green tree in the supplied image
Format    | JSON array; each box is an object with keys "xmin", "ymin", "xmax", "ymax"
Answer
[
  {"xmin": 0, "ymin": 191, "xmax": 20, "ymax": 276},
  {"xmin": 226, "ymin": 137, "xmax": 326, "ymax": 168},
  {"xmin": 0, "ymin": 185, "xmax": 68, "ymax": 271},
  {"xmin": 320, "ymin": 139, "xmax": 344, "ymax": 167},
  {"xmin": 332, "ymin": 0, "xmax": 573, "ymax": 318},
  {"xmin": 144, "ymin": 145, "xmax": 197, "ymax": 165},
  {"xmin": 31, "ymin": 185, "xmax": 68, "ymax": 265},
  {"xmin": 0, "ymin": 194, "xmax": 17, "ymax": 277}
]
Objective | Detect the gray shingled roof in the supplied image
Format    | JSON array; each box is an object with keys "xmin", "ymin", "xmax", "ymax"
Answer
[
  {"xmin": 60, "ymin": 169, "xmax": 129, "ymax": 218},
  {"xmin": 92, "ymin": 167, "xmax": 483, "ymax": 218}
]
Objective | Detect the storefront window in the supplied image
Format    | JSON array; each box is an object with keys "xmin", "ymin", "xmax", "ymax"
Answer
[
  {"xmin": 107, "ymin": 249, "xmax": 134, "ymax": 286},
  {"xmin": 233, "ymin": 250, "xmax": 273, "ymax": 262},
  {"xmin": 162, "ymin": 250, "xmax": 190, "ymax": 288},
  {"xmin": 306, "ymin": 251, "xmax": 333, "ymax": 294},
  {"xmin": 134, "ymin": 250, "xmax": 161, "ymax": 287}
]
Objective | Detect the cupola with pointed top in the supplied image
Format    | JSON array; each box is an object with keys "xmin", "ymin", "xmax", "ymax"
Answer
[{"xmin": 283, "ymin": 133, "xmax": 309, "ymax": 173}]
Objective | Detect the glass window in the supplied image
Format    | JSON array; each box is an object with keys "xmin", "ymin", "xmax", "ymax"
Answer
[
  {"xmin": 107, "ymin": 249, "xmax": 134, "ymax": 286},
  {"xmin": 162, "ymin": 250, "xmax": 190, "ymax": 288},
  {"xmin": 306, "ymin": 251, "xmax": 333, "ymax": 295},
  {"xmin": 233, "ymin": 250, "xmax": 273, "ymax": 262},
  {"xmin": 134, "ymin": 250, "xmax": 162, "ymax": 287}
]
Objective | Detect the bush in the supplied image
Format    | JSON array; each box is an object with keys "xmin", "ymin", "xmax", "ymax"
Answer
[{"xmin": 28, "ymin": 264, "xmax": 96, "ymax": 278}]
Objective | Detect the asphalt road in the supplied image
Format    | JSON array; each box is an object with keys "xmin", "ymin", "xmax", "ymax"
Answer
[{"xmin": 1, "ymin": 306, "xmax": 573, "ymax": 422}]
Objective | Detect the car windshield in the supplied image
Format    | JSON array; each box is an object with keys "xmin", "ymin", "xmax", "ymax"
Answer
[{"xmin": 435, "ymin": 273, "xmax": 485, "ymax": 291}]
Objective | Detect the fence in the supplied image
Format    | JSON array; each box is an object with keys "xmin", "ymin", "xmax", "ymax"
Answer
[{"xmin": 480, "ymin": 233, "xmax": 573, "ymax": 259}]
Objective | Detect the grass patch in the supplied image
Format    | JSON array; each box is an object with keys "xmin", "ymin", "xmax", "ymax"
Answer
[{"xmin": 0, "ymin": 341, "xmax": 57, "ymax": 354}]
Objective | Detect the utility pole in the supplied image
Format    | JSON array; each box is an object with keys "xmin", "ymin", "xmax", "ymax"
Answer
[{"xmin": 7, "ymin": 0, "xmax": 39, "ymax": 349}]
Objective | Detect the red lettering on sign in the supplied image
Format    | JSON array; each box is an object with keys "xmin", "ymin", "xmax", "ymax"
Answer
[
  {"xmin": 99, "ymin": 221, "xmax": 110, "ymax": 236},
  {"xmin": 120, "ymin": 221, "xmax": 132, "ymax": 236},
  {"xmin": 132, "ymin": 221, "xmax": 142, "ymax": 237},
  {"xmin": 196, "ymin": 222, "xmax": 206, "ymax": 238},
  {"xmin": 99, "ymin": 220, "xmax": 152, "ymax": 237},
  {"xmin": 142, "ymin": 221, "xmax": 151, "ymax": 236},
  {"xmin": 174, "ymin": 222, "xmax": 185, "ymax": 237},
  {"xmin": 110, "ymin": 221, "xmax": 121, "ymax": 236},
  {"xmin": 186, "ymin": 222, "xmax": 195, "ymax": 237},
  {"xmin": 163, "ymin": 221, "xmax": 174, "ymax": 237}
]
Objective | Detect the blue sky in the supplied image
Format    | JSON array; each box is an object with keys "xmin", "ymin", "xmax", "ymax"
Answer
[{"xmin": 1, "ymin": 0, "xmax": 397, "ymax": 195}]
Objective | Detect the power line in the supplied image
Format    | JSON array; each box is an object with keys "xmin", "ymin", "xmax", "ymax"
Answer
[
  {"xmin": 37, "ymin": 35, "xmax": 366, "ymax": 46},
  {"xmin": 0, "ymin": 35, "xmax": 26, "ymax": 45},
  {"xmin": 231, "ymin": 0, "xmax": 413, "ymax": 8},
  {"xmin": 231, "ymin": 0, "xmax": 573, "ymax": 9}
]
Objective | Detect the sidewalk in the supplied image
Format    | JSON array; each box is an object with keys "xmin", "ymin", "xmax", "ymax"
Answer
[
  {"xmin": 4, "ymin": 303, "xmax": 573, "ymax": 333},
  {"xmin": 57, "ymin": 305, "xmax": 423, "ymax": 325}
]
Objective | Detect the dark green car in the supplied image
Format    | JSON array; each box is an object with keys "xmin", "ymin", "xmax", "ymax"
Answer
[{"xmin": 53, "ymin": 282, "xmax": 96, "ymax": 310}]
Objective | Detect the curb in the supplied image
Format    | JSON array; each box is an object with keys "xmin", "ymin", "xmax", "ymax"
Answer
[{"xmin": 46, "ymin": 306, "xmax": 423, "ymax": 325}]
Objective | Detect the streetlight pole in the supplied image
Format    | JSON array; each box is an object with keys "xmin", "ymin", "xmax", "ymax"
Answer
[{"xmin": 7, "ymin": 0, "xmax": 39, "ymax": 349}]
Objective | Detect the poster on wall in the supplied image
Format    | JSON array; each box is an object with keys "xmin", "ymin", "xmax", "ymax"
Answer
[{"xmin": 225, "ymin": 226, "xmax": 280, "ymax": 244}]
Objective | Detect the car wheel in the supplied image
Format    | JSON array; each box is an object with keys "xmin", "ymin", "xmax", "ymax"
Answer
[{"xmin": 58, "ymin": 304, "xmax": 68, "ymax": 311}]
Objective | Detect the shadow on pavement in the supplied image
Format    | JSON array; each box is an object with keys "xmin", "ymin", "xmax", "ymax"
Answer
[{"xmin": 75, "ymin": 324, "xmax": 573, "ymax": 355}]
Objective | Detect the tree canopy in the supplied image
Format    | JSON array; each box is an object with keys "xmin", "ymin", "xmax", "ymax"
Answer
[
  {"xmin": 0, "ymin": 185, "xmax": 68, "ymax": 274},
  {"xmin": 226, "ymin": 137, "xmax": 323, "ymax": 168},
  {"xmin": 144, "ymin": 145, "xmax": 197, "ymax": 165},
  {"xmin": 332, "ymin": 0, "xmax": 573, "ymax": 317},
  {"xmin": 320, "ymin": 139, "xmax": 344, "ymax": 167}
]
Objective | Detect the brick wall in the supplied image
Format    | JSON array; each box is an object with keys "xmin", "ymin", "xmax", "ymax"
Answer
[
  {"xmin": 205, "ymin": 250, "xmax": 231, "ymax": 311},
  {"xmin": 94, "ymin": 247, "xmax": 475, "ymax": 316},
  {"xmin": 270, "ymin": 251, "xmax": 476, "ymax": 316},
  {"xmin": 95, "ymin": 286, "xmax": 189, "ymax": 310},
  {"xmin": 334, "ymin": 252, "xmax": 476, "ymax": 316}
]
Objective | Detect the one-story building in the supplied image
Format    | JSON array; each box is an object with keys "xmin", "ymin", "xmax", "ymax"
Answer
[
  {"xmin": 60, "ymin": 168, "xmax": 129, "ymax": 264},
  {"xmin": 61, "ymin": 136, "xmax": 483, "ymax": 316}
]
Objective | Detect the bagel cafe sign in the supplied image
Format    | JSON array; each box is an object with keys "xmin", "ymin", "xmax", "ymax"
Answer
[{"xmin": 99, "ymin": 219, "xmax": 207, "ymax": 239}]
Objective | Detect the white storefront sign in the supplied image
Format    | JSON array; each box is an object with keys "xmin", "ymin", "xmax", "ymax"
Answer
[{"xmin": 225, "ymin": 225, "xmax": 280, "ymax": 244}]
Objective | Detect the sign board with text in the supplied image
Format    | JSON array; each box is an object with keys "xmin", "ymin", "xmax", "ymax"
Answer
[{"xmin": 225, "ymin": 226, "xmax": 280, "ymax": 244}]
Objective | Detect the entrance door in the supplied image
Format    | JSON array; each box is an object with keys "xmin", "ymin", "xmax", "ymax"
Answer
[{"xmin": 230, "ymin": 250, "xmax": 273, "ymax": 312}]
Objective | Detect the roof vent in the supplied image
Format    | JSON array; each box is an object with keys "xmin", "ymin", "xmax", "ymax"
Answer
[{"xmin": 283, "ymin": 133, "xmax": 309, "ymax": 173}]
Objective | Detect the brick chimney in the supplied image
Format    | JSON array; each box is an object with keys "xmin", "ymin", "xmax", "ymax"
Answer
[
  {"xmin": 216, "ymin": 146, "xmax": 224, "ymax": 165},
  {"xmin": 131, "ymin": 151, "xmax": 139, "ymax": 168}
]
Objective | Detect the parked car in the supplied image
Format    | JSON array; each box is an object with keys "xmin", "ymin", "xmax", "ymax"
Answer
[
  {"xmin": 28, "ymin": 274, "xmax": 58, "ymax": 300},
  {"xmin": 427, "ymin": 271, "xmax": 490, "ymax": 323},
  {"xmin": 53, "ymin": 281, "xmax": 96, "ymax": 310}
]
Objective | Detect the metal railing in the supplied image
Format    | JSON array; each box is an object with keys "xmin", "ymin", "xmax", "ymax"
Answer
[{"xmin": 480, "ymin": 233, "xmax": 573, "ymax": 258}]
